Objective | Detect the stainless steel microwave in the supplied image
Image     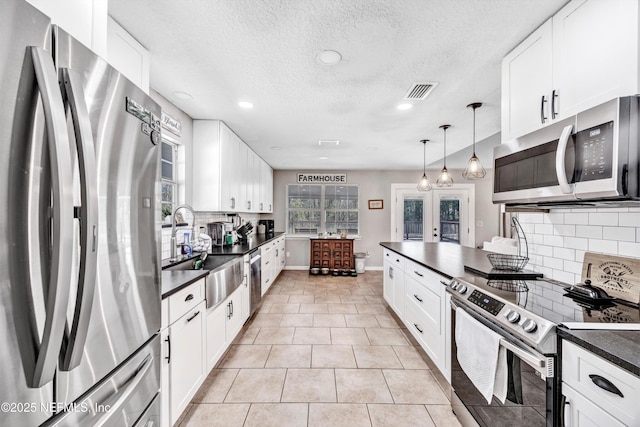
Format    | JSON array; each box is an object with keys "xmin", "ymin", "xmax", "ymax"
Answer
[{"xmin": 493, "ymin": 97, "xmax": 639, "ymax": 207}]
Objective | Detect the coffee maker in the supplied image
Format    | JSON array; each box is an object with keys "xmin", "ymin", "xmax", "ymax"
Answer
[
  {"xmin": 208, "ymin": 222, "xmax": 225, "ymax": 248},
  {"xmin": 258, "ymin": 219, "xmax": 274, "ymax": 235}
]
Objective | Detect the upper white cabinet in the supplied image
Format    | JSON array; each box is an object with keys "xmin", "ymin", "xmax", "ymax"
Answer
[
  {"xmin": 107, "ymin": 17, "xmax": 150, "ymax": 93},
  {"xmin": 193, "ymin": 120, "xmax": 273, "ymax": 213},
  {"xmin": 501, "ymin": 0, "xmax": 640, "ymax": 141}
]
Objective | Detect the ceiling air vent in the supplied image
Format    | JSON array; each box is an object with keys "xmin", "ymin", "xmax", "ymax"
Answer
[{"xmin": 403, "ymin": 82, "xmax": 438, "ymax": 100}]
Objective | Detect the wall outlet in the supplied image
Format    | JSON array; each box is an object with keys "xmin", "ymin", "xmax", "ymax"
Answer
[
  {"xmin": 286, "ymin": 251, "xmax": 290, "ymax": 257},
  {"xmin": 476, "ymin": 220, "xmax": 484, "ymax": 227},
  {"xmin": 365, "ymin": 251, "xmax": 370, "ymax": 257}
]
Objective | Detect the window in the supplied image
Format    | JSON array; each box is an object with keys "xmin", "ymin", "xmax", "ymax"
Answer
[
  {"xmin": 161, "ymin": 140, "xmax": 177, "ymax": 221},
  {"xmin": 287, "ymin": 184, "xmax": 359, "ymax": 236}
]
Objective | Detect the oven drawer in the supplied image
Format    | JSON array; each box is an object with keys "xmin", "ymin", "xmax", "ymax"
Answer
[
  {"xmin": 405, "ymin": 275, "xmax": 440, "ymax": 334},
  {"xmin": 383, "ymin": 249, "xmax": 405, "ymax": 271},
  {"xmin": 562, "ymin": 341, "xmax": 640, "ymax": 426}
]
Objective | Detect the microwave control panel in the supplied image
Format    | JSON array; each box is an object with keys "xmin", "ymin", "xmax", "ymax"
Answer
[{"xmin": 575, "ymin": 121, "xmax": 613, "ymax": 181}]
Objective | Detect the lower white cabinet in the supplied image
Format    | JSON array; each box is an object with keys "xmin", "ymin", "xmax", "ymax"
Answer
[
  {"xmin": 206, "ymin": 285, "xmax": 245, "ymax": 372},
  {"xmin": 383, "ymin": 250, "xmax": 449, "ymax": 380},
  {"xmin": 165, "ymin": 300, "xmax": 206, "ymax": 426},
  {"xmin": 261, "ymin": 237, "xmax": 286, "ymax": 295},
  {"xmin": 562, "ymin": 341, "xmax": 640, "ymax": 426},
  {"xmin": 241, "ymin": 254, "xmax": 250, "ymax": 321}
]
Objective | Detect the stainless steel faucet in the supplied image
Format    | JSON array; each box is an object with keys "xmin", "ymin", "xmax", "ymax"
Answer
[{"xmin": 170, "ymin": 204, "xmax": 196, "ymax": 259}]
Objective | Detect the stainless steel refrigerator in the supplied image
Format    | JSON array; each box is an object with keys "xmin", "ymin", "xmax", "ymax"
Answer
[{"xmin": 0, "ymin": 0, "xmax": 162, "ymax": 425}]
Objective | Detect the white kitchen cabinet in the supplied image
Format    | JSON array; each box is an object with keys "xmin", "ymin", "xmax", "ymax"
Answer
[
  {"xmin": 501, "ymin": 19, "xmax": 553, "ymax": 140},
  {"xmin": 501, "ymin": 0, "xmax": 640, "ymax": 141},
  {"xmin": 168, "ymin": 300, "xmax": 206, "ymax": 426},
  {"xmin": 226, "ymin": 286, "xmax": 244, "ymax": 341},
  {"xmin": 107, "ymin": 17, "xmax": 150, "ymax": 93},
  {"xmin": 258, "ymin": 159, "xmax": 274, "ymax": 213},
  {"xmin": 276, "ymin": 237, "xmax": 286, "ymax": 274},
  {"xmin": 383, "ymin": 259, "xmax": 394, "ymax": 306},
  {"xmin": 261, "ymin": 243, "xmax": 276, "ymax": 295},
  {"xmin": 562, "ymin": 341, "xmax": 640, "ymax": 426},
  {"xmin": 160, "ymin": 328, "xmax": 170, "ymax": 427},
  {"xmin": 205, "ymin": 300, "xmax": 227, "ymax": 372}
]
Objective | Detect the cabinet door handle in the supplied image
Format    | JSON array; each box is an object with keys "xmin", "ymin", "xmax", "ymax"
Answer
[
  {"xmin": 540, "ymin": 95, "xmax": 548, "ymax": 124},
  {"xmin": 230, "ymin": 300, "xmax": 234, "ymax": 317},
  {"xmin": 186, "ymin": 311, "xmax": 200, "ymax": 322},
  {"xmin": 231, "ymin": 197, "xmax": 236, "ymax": 209},
  {"xmin": 389, "ymin": 266, "xmax": 394, "ymax": 279},
  {"xmin": 164, "ymin": 335, "xmax": 171, "ymax": 364},
  {"xmin": 551, "ymin": 89, "xmax": 558, "ymax": 119},
  {"xmin": 561, "ymin": 395, "xmax": 570, "ymax": 427},
  {"xmin": 227, "ymin": 302, "xmax": 232, "ymax": 319},
  {"xmin": 589, "ymin": 374, "xmax": 624, "ymax": 398},
  {"xmin": 185, "ymin": 294, "xmax": 194, "ymax": 302},
  {"xmin": 414, "ymin": 323, "xmax": 423, "ymax": 334},
  {"xmin": 440, "ymin": 280, "xmax": 449, "ymax": 286},
  {"xmin": 413, "ymin": 294, "xmax": 423, "ymax": 303},
  {"xmin": 413, "ymin": 271, "xmax": 423, "ymax": 277}
]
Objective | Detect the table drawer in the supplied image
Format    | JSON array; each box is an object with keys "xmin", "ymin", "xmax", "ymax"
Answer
[
  {"xmin": 562, "ymin": 341, "xmax": 640, "ymax": 426},
  {"xmin": 168, "ymin": 278, "xmax": 205, "ymax": 325}
]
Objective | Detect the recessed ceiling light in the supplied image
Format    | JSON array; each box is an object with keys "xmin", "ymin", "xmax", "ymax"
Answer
[
  {"xmin": 238, "ymin": 101, "xmax": 254, "ymax": 109},
  {"xmin": 271, "ymin": 146, "xmax": 282, "ymax": 150},
  {"xmin": 173, "ymin": 91, "xmax": 193, "ymax": 100},
  {"xmin": 318, "ymin": 140, "xmax": 340, "ymax": 146},
  {"xmin": 397, "ymin": 103, "xmax": 413, "ymax": 110},
  {"xmin": 319, "ymin": 156, "xmax": 329, "ymax": 160},
  {"xmin": 316, "ymin": 50, "xmax": 342, "ymax": 65}
]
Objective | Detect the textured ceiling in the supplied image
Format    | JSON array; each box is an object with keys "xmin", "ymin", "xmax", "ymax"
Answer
[{"xmin": 108, "ymin": 0, "xmax": 567, "ymax": 170}]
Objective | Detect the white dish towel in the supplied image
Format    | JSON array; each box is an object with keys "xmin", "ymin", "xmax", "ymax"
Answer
[{"xmin": 455, "ymin": 307, "xmax": 508, "ymax": 404}]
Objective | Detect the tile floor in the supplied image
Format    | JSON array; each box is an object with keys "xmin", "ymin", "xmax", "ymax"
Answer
[{"xmin": 178, "ymin": 270, "xmax": 462, "ymax": 427}]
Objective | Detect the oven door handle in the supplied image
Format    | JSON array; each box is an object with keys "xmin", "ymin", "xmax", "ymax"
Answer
[{"xmin": 451, "ymin": 300, "xmax": 552, "ymax": 378}]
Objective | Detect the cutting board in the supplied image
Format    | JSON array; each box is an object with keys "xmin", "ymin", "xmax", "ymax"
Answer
[{"xmin": 581, "ymin": 252, "xmax": 640, "ymax": 304}]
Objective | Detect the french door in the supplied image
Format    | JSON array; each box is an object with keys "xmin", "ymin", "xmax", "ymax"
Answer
[{"xmin": 391, "ymin": 184, "xmax": 475, "ymax": 247}]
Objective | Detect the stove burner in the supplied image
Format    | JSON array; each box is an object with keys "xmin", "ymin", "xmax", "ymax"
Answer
[{"xmin": 487, "ymin": 279, "xmax": 529, "ymax": 293}]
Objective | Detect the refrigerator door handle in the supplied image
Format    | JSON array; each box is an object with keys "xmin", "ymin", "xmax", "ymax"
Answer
[
  {"xmin": 59, "ymin": 68, "xmax": 99, "ymax": 371},
  {"xmin": 29, "ymin": 47, "xmax": 74, "ymax": 387},
  {"xmin": 93, "ymin": 354, "xmax": 154, "ymax": 427}
]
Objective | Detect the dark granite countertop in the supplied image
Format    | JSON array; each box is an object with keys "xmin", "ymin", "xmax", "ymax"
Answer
[
  {"xmin": 558, "ymin": 327, "xmax": 640, "ymax": 377},
  {"xmin": 380, "ymin": 241, "xmax": 503, "ymax": 280},
  {"xmin": 208, "ymin": 232, "xmax": 285, "ymax": 255},
  {"xmin": 162, "ymin": 269, "xmax": 209, "ymax": 299}
]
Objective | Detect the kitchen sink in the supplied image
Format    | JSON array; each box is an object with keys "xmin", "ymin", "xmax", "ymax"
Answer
[{"xmin": 164, "ymin": 254, "xmax": 240, "ymax": 271}]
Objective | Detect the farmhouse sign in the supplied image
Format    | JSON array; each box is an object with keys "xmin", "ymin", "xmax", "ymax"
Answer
[
  {"xmin": 161, "ymin": 112, "xmax": 182, "ymax": 136},
  {"xmin": 297, "ymin": 173, "xmax": 347, "ymax": 184}
]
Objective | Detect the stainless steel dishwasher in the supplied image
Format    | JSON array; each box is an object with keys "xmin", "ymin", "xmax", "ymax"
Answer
[{"xmin": 249, "ymin": 248, "xmax": 262, "ymax": 317}]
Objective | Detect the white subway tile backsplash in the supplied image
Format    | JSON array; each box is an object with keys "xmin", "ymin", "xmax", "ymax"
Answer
[
  {"xmin": 564, "ymin": 237, "xmax": 588, "ymax": 250},
  {"xmin": 552, "ymin": 269, "xmax": 577, "ymax": 284},
  {"xmin": 575, "ymin": 225, "xmax": 603, "ymax": 239},
  {"xmin": 543, "ymin": 256, "xmax": 564, "ymax": 270},
  {"xmin": 543, "ymin": 213, "xmax": 564, "ymax": 224},
  {"xmin": 564, "ymin": 213, "xmax": 589, "ymax": 225},
  {"xmin": 602, "ymin": 226, "xmax": 636, "ymax": 242},
  {"xmin": 535, "ymin": 224, "xmax": 554, "ymax": 235},
  {"xmin": 563, "ymin": 260, "xmax": 583, "ymax": 275},
  {"xmin": 553, "ymin": 247, "xmax": 575, "ymax": 261},
  {"xmin": 543, "ymin": 235, "xmax": 564, "ymax": 247},
  {"xmin": 517, "ymin": 208, "xmax": 639, "ymax": 282},
  {"xmin": 553, "ymin": 224, "xmax": 575, "ymax": 237},
  {"xmin": 518, "ymin": 213, "xmax": 544, "ymax": 224},
  {"xmin": 588, "ymin": 212, "xmax": 618, "ymax": 226},
  {"xmin": 619, "ymin": 212, "xmax": 640, "ymax": 227},
  {"xmin": 618, "ymin": 241, "xmax": 640, "ymax": 257},
  {"xmin": 587, "ymin": 239, "xmax": 618, "ymax": 254}
]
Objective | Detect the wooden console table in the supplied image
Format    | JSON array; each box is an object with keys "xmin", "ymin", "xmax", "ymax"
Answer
[{"xmin": 310, "ymin": 238, "xmax": 354, "ymax": 271}]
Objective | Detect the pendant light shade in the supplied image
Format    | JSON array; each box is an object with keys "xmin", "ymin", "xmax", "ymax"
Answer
[
  {"xmin": 462, "ymin": 102, "xmax": 487, "ymax": 179},
  {"xmin": 436, "ymin": 125, "xmax": 454, "ymax": 187},
  {"xmin": 417, "ymin": 139, "xmax": 432, "ymax": 191}
]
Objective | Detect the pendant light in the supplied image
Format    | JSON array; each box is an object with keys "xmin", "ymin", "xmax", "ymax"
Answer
[
  {"xmin": 462, "ymin": 102, "xmax": 487, "ymax": 179},
  {"xmin": 417, "ymin": 139, "xmax": 432, "ymax": 191},
  {"xmin": 436, "ymin": 125, "xmax": 454, "ymax": 187}
]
